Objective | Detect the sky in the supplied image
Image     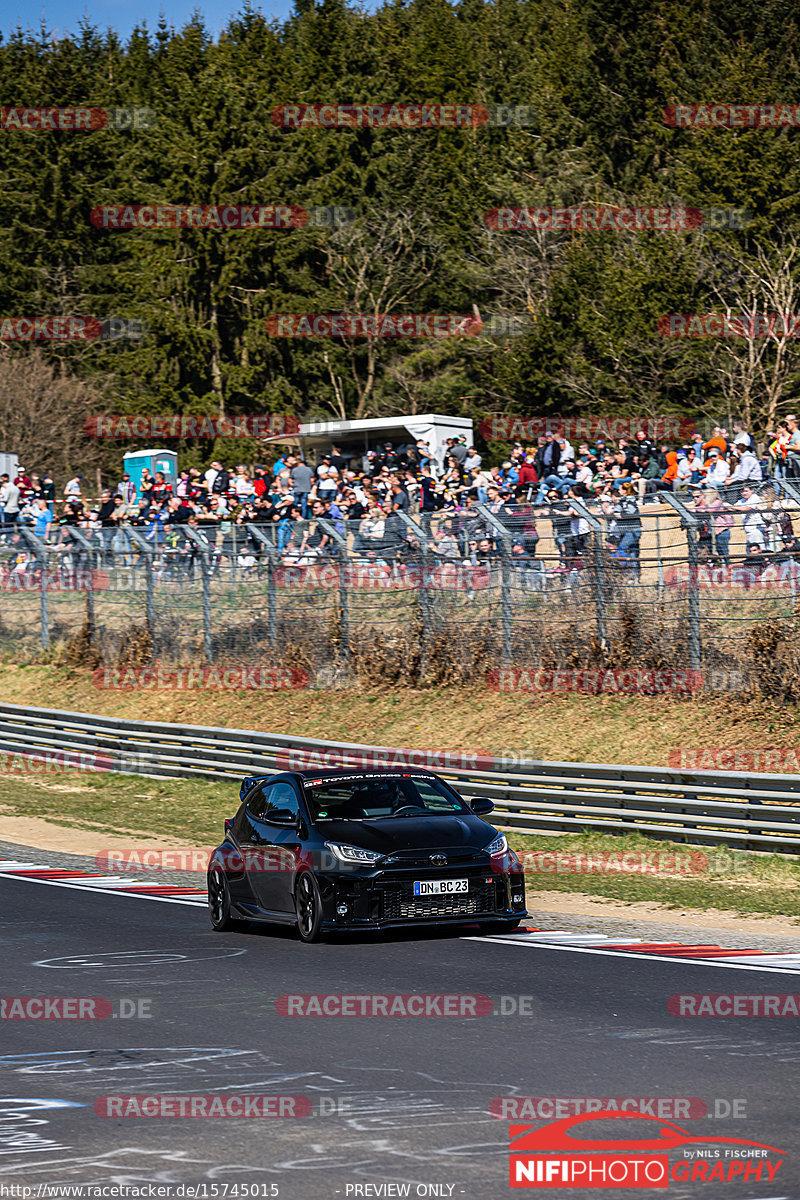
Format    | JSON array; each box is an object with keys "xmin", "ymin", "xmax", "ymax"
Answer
[{"xmin": 4, "ymin": 0, "xmax": 377, "ymax": 42}]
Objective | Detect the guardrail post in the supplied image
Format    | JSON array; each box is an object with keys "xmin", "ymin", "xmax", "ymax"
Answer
[
  {"xmin": 317, "ymin": 518, "xmax": 350, "ymax": 660},
  {"xmin": 565, "ymin": 498, "xmax": 606, "ymax": 649},
  {"xmin": 20, "ymin": 527, "xmax": 49, "ymax": 649},
  {"xmin": 476, "ymin": 503, "xmax": 513, "ymax": 663},
  {"xmin": 661, "ymin": 492, "xmax": 702, "ymax": 669}
]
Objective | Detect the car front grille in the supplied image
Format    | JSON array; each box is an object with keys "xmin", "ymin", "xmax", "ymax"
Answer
[{"xmin": 381, "ymin": 881, "xmax": 497, "ymax": 920}]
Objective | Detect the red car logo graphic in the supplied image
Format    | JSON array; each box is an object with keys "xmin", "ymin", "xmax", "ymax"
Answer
[{"xmin": 510, "ymin": 1111, "xmax": 784, "ymax": 1154}]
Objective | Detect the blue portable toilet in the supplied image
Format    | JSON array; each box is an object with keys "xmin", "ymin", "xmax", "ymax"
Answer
[{"xmin": 123, "ymin": 449, "xmax": 178, "ymax": 493}]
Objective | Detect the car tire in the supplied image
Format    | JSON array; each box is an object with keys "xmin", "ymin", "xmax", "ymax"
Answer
[
  {"xmin": 295, "ymin": 872, "xmax": 324, "ymax": 943},
  {"xmin": 208, "ymin": 866, "xmax": 240, "ymax": 931}
]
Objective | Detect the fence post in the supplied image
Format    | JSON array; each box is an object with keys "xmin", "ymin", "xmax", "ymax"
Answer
[
  {"xmin": 62, "ymin": 525, "xmax": 98, "ymax": 637},
  {"xmin": 661, "ymin": 492, "xmax": 702, "ymax": 670},
  {"xmin": 21, "ymin": 527, "xmax": 49, "ymax": 650},
  {"xmin": 396, "ymin": 511, "xmax": 435, "ymax": 674},
  {"xmin": 181, "ymin": 527, "xmax": 214, "ymax": 663},
  {"xmin": 565, "ymin": 497, "xmax": 606, "ymax": 649},
  {"xmin": 245, "ymin": 524, "xmax": 277, "ymax": 649},
  {"xmin": 125, "ymin": 527, "xmax": 156, "ymax": 641},
  {"xmin": 317, "ymin": 518, "xmax": 350, "ymax": 660},
  {"xmin": 475, "ymin": 503, "xmax": 513, "ymax": 663}
]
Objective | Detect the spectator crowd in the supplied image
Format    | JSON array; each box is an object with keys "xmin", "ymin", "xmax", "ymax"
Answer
[{"xmin": 1, "ymin": 420, "xmax": 798, "ymax": 583}]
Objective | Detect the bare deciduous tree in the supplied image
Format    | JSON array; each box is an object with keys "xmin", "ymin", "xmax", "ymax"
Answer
[
  {"xmin": 0, "ymin": 350, "xmax": 107, "ymax": 481},
  {"xmin": 705, "ymin": 232, "xmax": 800, "ymax": 437}
]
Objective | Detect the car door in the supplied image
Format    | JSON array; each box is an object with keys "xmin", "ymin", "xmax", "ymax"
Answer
[{"xmin": 247, "ymin": 781, "xmax": 303, "ymax": 914}]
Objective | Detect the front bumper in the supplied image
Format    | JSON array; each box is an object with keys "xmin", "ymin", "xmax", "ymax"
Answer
[{"xmin": 316, "ymin": 865, "xmax": 528, "ymax": 930}]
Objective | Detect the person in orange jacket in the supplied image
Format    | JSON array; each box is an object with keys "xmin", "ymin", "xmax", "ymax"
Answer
[
  {"xmin": 661, "ymin": 450, "xmax": 679, "ymax": 489},
  {"xmin": 702, "ymin": 426, "xmax": 728, "ymax": 457}
]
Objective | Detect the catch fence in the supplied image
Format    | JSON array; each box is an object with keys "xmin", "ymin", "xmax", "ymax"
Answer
[{"xmin": 2, "ymin": 485, "xmax": 800, "ymax": 692}]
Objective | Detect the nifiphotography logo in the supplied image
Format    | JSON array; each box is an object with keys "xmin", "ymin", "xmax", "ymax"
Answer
[{"xmin": 508, "ymin": 1111, "xmax": 785, "ymax": 1188}]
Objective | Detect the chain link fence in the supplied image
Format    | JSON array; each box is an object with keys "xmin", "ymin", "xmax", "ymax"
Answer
[{"xmin": 3, "ymin": 484, "xmax": 800, "ymax": 693}]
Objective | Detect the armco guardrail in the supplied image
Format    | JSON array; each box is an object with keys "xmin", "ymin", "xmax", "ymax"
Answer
[{"xmin": 0, "ymin": 702, "xmax": 798, "ymax": 853}]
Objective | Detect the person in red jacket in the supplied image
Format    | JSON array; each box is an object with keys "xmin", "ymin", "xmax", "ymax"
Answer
[{"xmin": 516, "ymin": 457, "xmax": 538, "ymax": 499}]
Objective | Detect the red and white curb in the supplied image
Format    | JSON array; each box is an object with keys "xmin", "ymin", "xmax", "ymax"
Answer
[
  {"xmin": 0, "ymin": 858, "xmax": 208, "ymax": 906},
  {"xmin": 471, "ymin": 925, "xmax": 800, "ymax": 973},
  {"xmin": 3, "ymin": 857, "xmax": 800, "ymax": 971}
]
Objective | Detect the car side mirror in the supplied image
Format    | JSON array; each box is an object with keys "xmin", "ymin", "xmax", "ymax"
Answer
[
  {"xmin": 270, "ymin": 807, "xmax": 298, "ymax": 827},
  {"xmin": 470, "ymin": 797, "xmax": 494, "ymax": 816}
]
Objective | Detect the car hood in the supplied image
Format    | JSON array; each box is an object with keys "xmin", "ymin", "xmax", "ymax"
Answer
[{"xmin": 315, "ymin": 814, "xmax": 494, "ymax": 853}]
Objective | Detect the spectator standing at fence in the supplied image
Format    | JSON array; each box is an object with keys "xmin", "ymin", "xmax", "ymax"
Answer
[
  {"xmin": 704, "ymin": 448, "xmax": 730, "ymax": 491},
  {"xmin": 634, "ymin": 429, "xmax": 656, "ymax": 461},
  {"xmin": 117, "ymin": 473, "xmax": 136, "ymax": 505},
  {"xmin": 703, "ymin": 426, "xmax": 728, "ymax": 458},
  {"xmin": 769, "ymin": 422, "xmax": 790, "ymax": 491},
  {"xmin": 732, "ymin": 421, "xmax": 755, "ymax": 451},
  {"xmin": 463, "ymin": 445, "xmax": 482, "ymax": 473},
  {"xmin": 612, "ymin": 486, "xmax": 642, "ymax": 567},
  {"xmin": 534, "ymin": 432, "xmax": 560, "ymax": 481},
  {"xmin": 63, "ymin": 473, "xmax": 82, "ymax": 499},
  {"xmin": 674, "ymin": 449, "xmax": 695, "ymax": 492},
  {"xmin": 14, "ymin": 467, "xmax": 33, "ymax": 501},
  {"xmin": 785, "ymin": 414, "xmax": 800, "ymax": 479},
  {"xmin": 516, "ymin": 455, "xmax": 538, "ymax": 500},
  {"xmin": 735, "ymin": 483, "xmax": 767, "ymax": 550},
  {"xmin": 0, "ymin": 474, "xmax": 20, "ymax": 531},
  {"xmin": 727, "ymin": 436, "xmax": 762, "ymax": 498},
  {"xmin": 288, "ymin": 456, "xmax": 313, "ymax": 517},
  {"xmin": 297, "ymin": 499, "xmax": 331, "ymax": 564},
  {"xmin": 29, "ymin": 496, "xmax": 52, "ymax": 541},
  {"xmin": 660, "ymin": 450, "xmax": 679, "ymax": 491},
  {"xmin": 704, "ymin": 487, "xmax": 733, "ymax": 564},
  {"xmin": 40, "ymin": 473, "xmax": 55, "ymax": 516},
  {"xmin": 566, "ymin": 490, "xmax": 589, "ymax": 562}
]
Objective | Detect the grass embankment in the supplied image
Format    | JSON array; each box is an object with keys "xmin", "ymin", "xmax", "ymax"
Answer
[
  {"xmin": 2, "ymin": 771, "xmax": 799, "ymax": 921},
  {"xmin": 2, "ymin": 663, "xmax": 800, "ymax": 766}
]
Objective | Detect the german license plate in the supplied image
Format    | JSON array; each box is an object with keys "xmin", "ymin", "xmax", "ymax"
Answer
[{"xmin": 414, "ymin": 879, "xmax": 468, "ymax": 896}]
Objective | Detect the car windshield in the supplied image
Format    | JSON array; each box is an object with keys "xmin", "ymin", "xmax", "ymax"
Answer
[{"xmin": 304, "ymin": 774, "xmax": 471, "ymax": 821}]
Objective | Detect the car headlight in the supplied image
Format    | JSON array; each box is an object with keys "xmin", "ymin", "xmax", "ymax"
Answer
[
  {"xmin": 485, "ymin": 833, "xmax": 508, "ymax": 856},
  {"xmin": 325, "ymin": 841, "xmax": 384, "ymax": 865}
]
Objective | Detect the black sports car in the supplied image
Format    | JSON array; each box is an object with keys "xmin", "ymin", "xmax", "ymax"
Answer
[{"xmin": 207, "ymin": 768, "xmax": 528, "ymax": 941}]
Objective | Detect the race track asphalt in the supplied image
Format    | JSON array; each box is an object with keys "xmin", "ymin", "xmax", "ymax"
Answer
[{"xmin": 0, "ymin": 875, "xmax": 797, "ymax": 1199}]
